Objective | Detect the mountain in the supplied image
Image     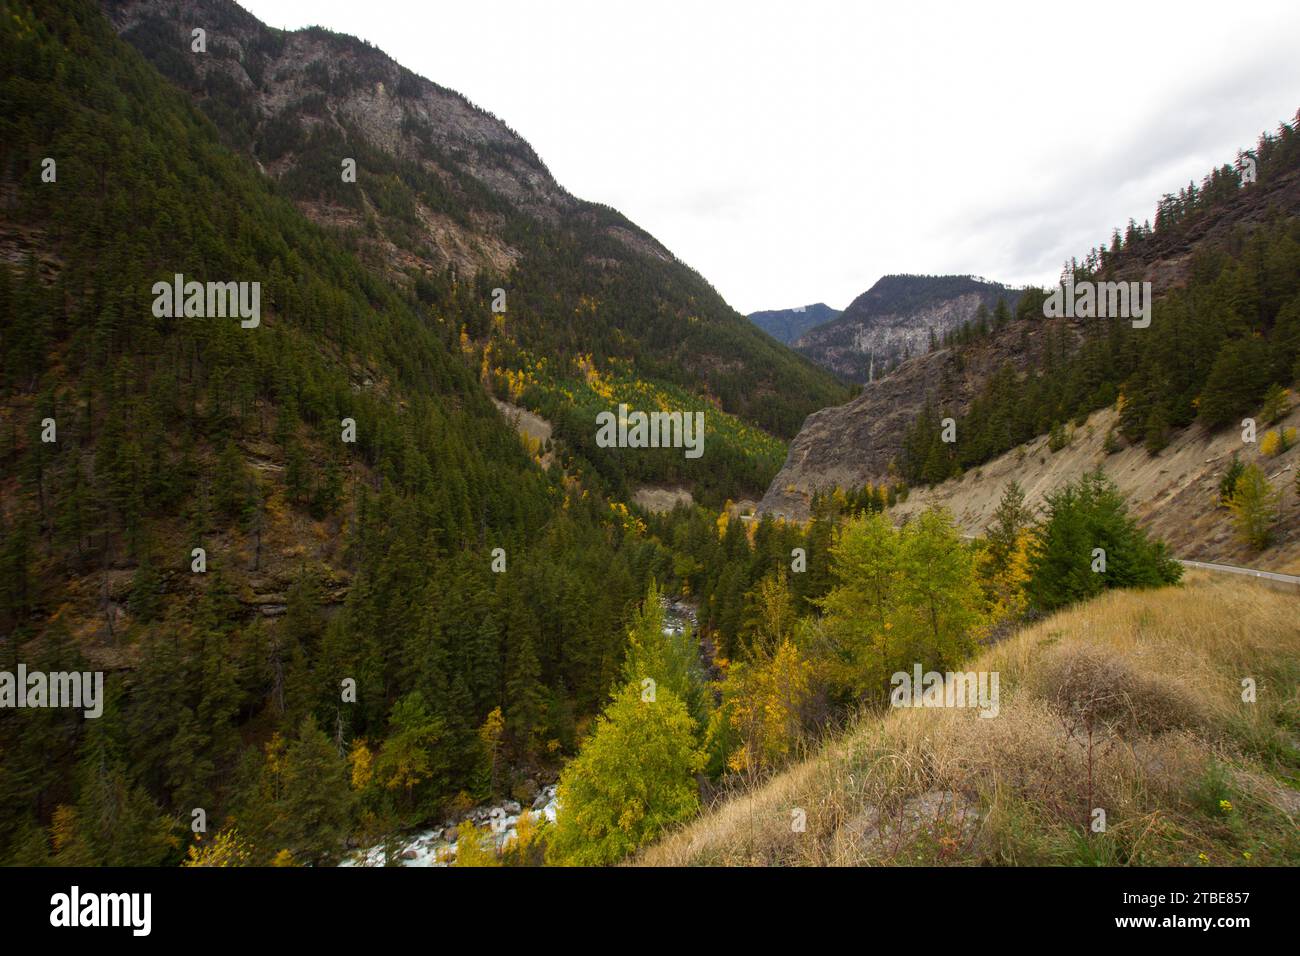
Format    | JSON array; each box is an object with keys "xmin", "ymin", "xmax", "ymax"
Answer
[
  {"xmin": 0, "ymin": 0, "xmax": 730, "ymax": 865},
  {"xmin": 747, "ymin": 302, "xmax": 841, "ymax": 345},
  {"xmin": 100, "ymin": 0, "xmax": 849, "ymax": 503},
  {"xmin": 760, "ymin": 120, "xmax": 1300, "ymax": 527},
  {"xmin": 792, "ymin": 274, "xmax": 1023, "ymax": 383}
]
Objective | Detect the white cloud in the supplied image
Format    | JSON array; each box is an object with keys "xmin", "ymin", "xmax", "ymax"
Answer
[{"xmin": 242, "ymin": 0, "xmax": 1300, "ymax": 313}]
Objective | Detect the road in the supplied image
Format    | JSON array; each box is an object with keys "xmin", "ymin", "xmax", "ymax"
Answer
[
  {"xmin": 957, "ymin": 533, "xmax": 1299, "ymax": 588},
  {"xmin": 1176, "ymin": 559, "xmax": 1300, "ymax": 587}
]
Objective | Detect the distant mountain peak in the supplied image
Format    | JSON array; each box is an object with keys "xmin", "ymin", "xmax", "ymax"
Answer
[
  {"xmin": 793, "ymin": 274, "xmax": 1023, "ymax": 383},
  {"xmin": 748, "ymin": 302, "xmax": 842, "ymax": 345}
]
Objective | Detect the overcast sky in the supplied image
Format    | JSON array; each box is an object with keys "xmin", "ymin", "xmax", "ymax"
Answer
[{"xmin": 243, "ymin": 0, "xmax": 1300, "ymax": 314}]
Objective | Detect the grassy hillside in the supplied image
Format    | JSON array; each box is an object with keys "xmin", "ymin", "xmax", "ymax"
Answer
[{"xmin": 638, "ymin": 572, "xmax": 1300, "ymax": 866}]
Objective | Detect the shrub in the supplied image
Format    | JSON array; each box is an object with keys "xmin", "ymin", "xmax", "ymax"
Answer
[
  {"xmin": 1048, "ymin": 421, "xmax": 1071, "ymax": 452},
  {"xmin": 1218, "ymin": 454, "xmax": 1245, "ymax": 504}
]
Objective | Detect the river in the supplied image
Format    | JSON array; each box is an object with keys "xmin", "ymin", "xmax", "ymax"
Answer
[{"xmin": 341, "ymin": 597, "xmax": 697, "ymax": 866}]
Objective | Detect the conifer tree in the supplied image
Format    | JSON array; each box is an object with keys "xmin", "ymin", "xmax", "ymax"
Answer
[
  {"xmin": 1027, "ymin": 470, "xmax": 1181, "ymax": 612},
  {"xmin": 505, "ymin": 633, "xmax": 545, "ymax": 758}
]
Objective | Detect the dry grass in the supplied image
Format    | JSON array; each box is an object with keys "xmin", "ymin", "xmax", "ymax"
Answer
[{"xmin": 637, "ymin": 572, "xmax": 1300, "ymax": 866}]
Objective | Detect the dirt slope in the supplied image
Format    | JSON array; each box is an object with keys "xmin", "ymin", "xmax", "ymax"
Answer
[{"xmin": 892, "ymin": 405, "xmax": 1300, "ymax": 574}]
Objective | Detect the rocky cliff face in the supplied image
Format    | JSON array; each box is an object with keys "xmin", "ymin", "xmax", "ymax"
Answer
[
  {"xmin": 758, "ymin": 313, "xmax": 1078, "ymax": 517},
  {"xmin": 102, "ymin": 0, "xmax": 581, "ymax": 280},
  {"xmin": 794, "ymin": 275, "xmax": 1021, "ymax": 382}
]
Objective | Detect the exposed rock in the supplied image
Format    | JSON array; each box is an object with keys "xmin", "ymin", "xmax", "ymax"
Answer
[
  {"xmin": 839, "ymin": 789, "xmax": 982, "ymax": 857},
  {"xmin": 761, "ymin": 166, "xmax": 1300, "ymax": 521},
  {"xmin": 794, "ymin": 275, "xmax": 1023, "ymax": 383},
  {"xmin": 632, "ymin": 485, "xmax": 693, "ymax": 514},
  {"xmin": 892, "ymin": 403, "xmax": 1300, "ymax": 572},
  {"xmin": 760, "ymin": 313, "xmax": 1067, "ymax": 518}
]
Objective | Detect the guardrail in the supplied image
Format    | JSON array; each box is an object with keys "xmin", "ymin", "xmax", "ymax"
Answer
[{"xmin": 1176, "ymin": 559, "xmax": 1300, "ymax": 587}]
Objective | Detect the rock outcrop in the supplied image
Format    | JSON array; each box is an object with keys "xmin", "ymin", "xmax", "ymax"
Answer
[{"xmin": 794, "ymin": 274, "xmax": 1022, "ymax": 383}]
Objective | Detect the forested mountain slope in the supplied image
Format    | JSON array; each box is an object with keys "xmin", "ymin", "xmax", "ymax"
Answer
[
  {"xmin": 0, "ymin": 0, "xmax": 677, "ymax": 865},
  {"xmin": 748, "ymin": 302, "xmax": 841, "ymax": 346},
  {"xmin": 99, "ymin": 0, "xmax": 849, "ymax": 503}
]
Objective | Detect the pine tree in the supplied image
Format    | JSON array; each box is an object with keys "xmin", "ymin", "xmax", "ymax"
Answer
[
  {"xmin": 1218, "ymin": 454, "xmax": 1245, "ymax": 504},
  {"xmin": 242, "ymin": 717, "xmax": 354, "ymax": 865},
  {"xmin": 505, "ymin": 633, "xmax": 545, "ymax": 758},
  {"xmin": 986, "ymin": 480, "xmax": 1030, "ymax": 574},
  {"xmin": 1027, "ymin": 470, "xmax": 1181, "ymax": 612},
  {"xmin": 374, "ymin": 692, "xmax": 450, "ymax": 819},
  {"xmin": 1199, "ymin": 338, "xmax": 1270, "ymax": 428}
]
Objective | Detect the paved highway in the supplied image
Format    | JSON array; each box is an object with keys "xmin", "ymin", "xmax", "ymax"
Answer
[{"xmin": 1176, "ymin": 559, "xmax": 1300, "ymax": 587}]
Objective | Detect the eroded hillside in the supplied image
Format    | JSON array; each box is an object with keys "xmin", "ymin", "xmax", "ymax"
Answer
[{"xmin": 893, "ymin": 405, "xmax": 1300, "ymax": 573}]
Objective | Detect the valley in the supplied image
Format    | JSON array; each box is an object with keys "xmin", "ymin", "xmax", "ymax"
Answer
[{"xmin": 0, "ymin": 0, "xmax": 1297, "ymax": 885}]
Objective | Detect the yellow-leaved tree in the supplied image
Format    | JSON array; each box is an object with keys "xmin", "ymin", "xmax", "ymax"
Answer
[
  {"xmin": 817, "ymin": 507, "xmax": 985, "ymax": 702},
  {"xmin": 183, "ymin": 828, "xmax": 254, "ymax": 867},
  {"xmin": 718, "ymin": 638, "xmax": 814, "ymax": 773},
  {"xmin": 976, "ymin": 529, "xmax": 1033, "ymax": 624},
  {"xmin": 546, "ymin": 682, "xmax": 703, "ymax": 866},
  {"xmin": 452, "ymin": 819, "xmax": 500, "ymax": 867}
]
